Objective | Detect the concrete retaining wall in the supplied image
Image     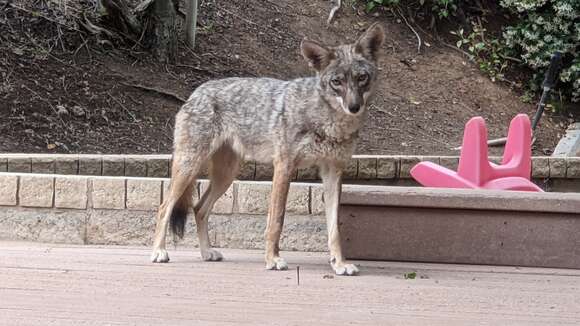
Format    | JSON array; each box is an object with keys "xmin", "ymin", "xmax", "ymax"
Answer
[
  {"xmin": 1, "ymin": 153, "xmax": 578, "ymax": 181},
  {"xmin": 2, "ymin": 171, "xmax": 579, "ymax": 268},
  {"xmin": 0, "ymin": 173, "xmax": 327, "ymax": 251}
]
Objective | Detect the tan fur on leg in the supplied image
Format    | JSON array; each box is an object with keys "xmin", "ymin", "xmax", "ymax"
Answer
[
  {"xmin": 320, "ymin": 163, "xmax": 359, "ymax": 275},
  {"xmin": 264, "ymin": 159, "xmax": 295, "ymax": 270},
  {"xmin": 194, "ymin": 145, "xmax": 240, "ymax": 261},
  {"xmin": 151, "ymin": 172, "xmax": 196, "ymax": 262},
  {"xmin": 151, "ymin": 153, "xmax": 203, "ymax": 263}
]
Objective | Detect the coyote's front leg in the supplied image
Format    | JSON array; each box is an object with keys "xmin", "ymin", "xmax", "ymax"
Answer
[
  {"xmin": 320, "ymin": 163, "xmax": 359, "ymax": 276},
  {"xmin": 264, "ymin": 159, "xmax": 295, "ymax": 271}
]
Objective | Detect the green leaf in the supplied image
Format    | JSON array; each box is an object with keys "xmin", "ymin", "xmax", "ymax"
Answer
[
  {"xmin": 404, "ymin": 272, "xmax": 417, "ymax": 280},
  {"xmin": 456, "ymin": 40, "xmax": 463, "ymax": 48},
  {"xmin": 366, "ymin": 1, "xmax": 376, "ymax": 12}
]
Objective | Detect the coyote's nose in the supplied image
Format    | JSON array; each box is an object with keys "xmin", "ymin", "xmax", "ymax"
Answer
[{"xmin": 348, "ymin": 104, "xmax": 361, "ymax": 114}]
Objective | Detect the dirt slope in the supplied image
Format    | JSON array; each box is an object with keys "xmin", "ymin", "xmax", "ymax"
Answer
[{"xmin": 0, "ymin": 0, "xmax": 569, "ymax": 155}]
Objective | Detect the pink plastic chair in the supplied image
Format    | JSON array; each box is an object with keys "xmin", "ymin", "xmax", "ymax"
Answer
[{"xmin": 410, "ymin": 114, "xmax": 543, "ymax": 192}]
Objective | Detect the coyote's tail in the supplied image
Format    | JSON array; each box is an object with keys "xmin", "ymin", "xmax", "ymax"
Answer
[{"xmin": 169, "ymin": 184, "xmax": 194, "ymax": 239}]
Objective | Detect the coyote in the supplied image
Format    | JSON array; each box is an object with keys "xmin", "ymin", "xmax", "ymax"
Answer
[{"xmin": 151, "ymin": 23, "xmax": 385, "ymax": 276}]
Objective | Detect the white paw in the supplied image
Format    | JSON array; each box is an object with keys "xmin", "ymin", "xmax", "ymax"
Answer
[
  {"xmin": 265, "ymin": 257, "xmax": 288, "ymax": 270},
  {"xmin": 201, "ymin": 248, "xmax": 223, "ymax": 261},
  {"xmin": 151, "ymin": 249, "xmax": 170, "ymax": 263},
  {"xmin": 332, "ymin": 263, "xmax": 359, "ymax": 276}
]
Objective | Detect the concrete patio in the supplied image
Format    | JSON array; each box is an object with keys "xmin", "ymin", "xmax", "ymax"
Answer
[{"xmin": 1, "ymin": 241, "xmax": 579, "ymax": 325}]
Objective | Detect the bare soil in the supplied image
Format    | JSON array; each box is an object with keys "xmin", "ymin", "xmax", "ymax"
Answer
[{"xmin": 0, "ymin": 0, "xmax": 573, "ymax": 156}]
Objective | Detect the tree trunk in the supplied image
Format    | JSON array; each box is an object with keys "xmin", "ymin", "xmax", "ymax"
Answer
[
  {"xmin": 98, "ymin": 0, "xmax": 177, "ymax": 63},
  {"xmin": 100, "ymin": 0, "xmax": 141, "ymax": 37},
  {"xmin": 184, "ymin": 0, "xmax": 198, "ymax": 48},
  {"xmin": 143, "ymin": 0, "xmax": 177, "ymax": 63}
]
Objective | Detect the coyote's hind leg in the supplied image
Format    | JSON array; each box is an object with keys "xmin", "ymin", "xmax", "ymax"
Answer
[
  {"xmin": 194, "ymin": 145, "xmax": 240, "ymax": 261},
  {"xmin": 151, "ymin": 151, "xmax": 207, "ymax": 263}
]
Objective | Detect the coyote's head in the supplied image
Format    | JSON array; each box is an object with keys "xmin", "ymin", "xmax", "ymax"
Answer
[{"xmin": 301, "ymin": 23, "xmax": 385, "ymax": 116}]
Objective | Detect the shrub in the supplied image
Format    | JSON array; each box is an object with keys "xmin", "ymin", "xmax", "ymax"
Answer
[
  {"xmin": 365, "ymin": 0, "xmax": 580, "ymax": 102},
  {"xmin": 501, "ymin": 0, "xmax": 579, "ymax": 102}
]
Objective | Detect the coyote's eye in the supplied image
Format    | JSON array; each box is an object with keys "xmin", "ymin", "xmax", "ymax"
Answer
[
  {"xmin": 331, "ymin": 78, "xmax": 342, "ymax": 87},
  {"xmin": 358, "ymin": 74, "xmax": 368, "ymax": 84}
]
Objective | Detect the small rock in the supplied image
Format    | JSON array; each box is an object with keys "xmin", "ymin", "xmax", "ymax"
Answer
[
  {"xmin": 56, "ymin": 105, "xmax": 68, "ymax": 115},
  {"xmin": 542, "ymin": 148, "xmax": 553, "ymax": 155},
  {"xmin": 71, "ymin": 105, "xmax": 86, "ymax": 117}
]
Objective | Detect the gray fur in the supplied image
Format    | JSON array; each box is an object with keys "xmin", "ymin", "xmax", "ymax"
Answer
[
  {"xmin": 174, "ymin": 27, "xmax": 384, "ymax": 169},
  {"xmin": 152, "ymin": 23, "xmax": 385, "ymax": 275}
]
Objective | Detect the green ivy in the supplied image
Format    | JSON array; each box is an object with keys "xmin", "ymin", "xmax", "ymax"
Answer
[
  {"xmin": 366, "ymin": 0, "xmax": 401, "ymax": 12},
  {"xmin": 501, "ymin": 0, "xmax": 579, "ymax": 102}
]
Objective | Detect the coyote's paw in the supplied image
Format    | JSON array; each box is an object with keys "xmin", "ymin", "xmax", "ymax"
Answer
[
  {"xmin": 265, "ymin": 257, "xmax": 288, "ymax": 271},
  {"xmin": 201, "ymin": 248, "xmax": 223, "ymax": 262},
  {"xmin": 332, "ymin": 262, "xmax": 359, "ymax": 276},
  {"xmin": 151, "ymin": 249, "xmax": 170, "ymax": 263}
]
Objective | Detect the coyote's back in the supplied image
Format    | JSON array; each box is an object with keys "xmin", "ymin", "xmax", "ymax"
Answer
[{"xmin": 173, "ymin": 24, "xmax": 383, "ymax": 166}]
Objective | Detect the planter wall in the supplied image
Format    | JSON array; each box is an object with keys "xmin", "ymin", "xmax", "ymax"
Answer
[{"xmin": 339, "ymin": 186, "xmax": 580, "ymax": 269}]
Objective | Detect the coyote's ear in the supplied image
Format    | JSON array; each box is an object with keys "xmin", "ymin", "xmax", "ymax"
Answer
[
  {"xmin": 355, "ymin": 22, "xmax": 385, "ymax": 62},
  {"xmin": 301, "ymin": 39, "xmax": 334, "ymax": 71}
]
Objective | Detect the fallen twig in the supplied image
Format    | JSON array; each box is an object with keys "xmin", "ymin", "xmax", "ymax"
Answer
[
  {"xmin": 122, "ymin": 82, "xmax": 187, "ymax": 103},
  {"xmin": 327, "ymin": 0, "xmax": 341, "ymax": 25},
  {"xmin": 220, "ymin": 6, "xmax": 258, "ymax": 27},
  {"xmin": 395, "ymin": 8, "xmax": 421, "ymax": 54},
  {"xmin": 107, "ymin": 92, "xmax": 138, "ymax": 122},
  {"xmin": 263, "ymin": 0, "xmax": 283, "ymax": 8},
  {"xmin": 9, "ymin": 3, "xmax": 82, "ymax": 32},
  {"xmin": 23, "ymin": 31, "xmax": 70, "ymax": 66},
  {"xmin": 131, "ymin": 19, "xmax": 148, "ymax": 50},
  {"xmin": 176, "ymin": 63, "xmax": 215, "ymax": 74},
  {"xmin": 442, "ymin": 42, "xmax": 474, "ymax": 61},
  {"xmin": 219, "ymin": 6, "xmax": 283, "ymax": 40},
  {"xmin": 499, "ymin": 54, "xmax": 523, "ymax": 63},
  {"xmin": 73, "ymin": 36, "xmax": 89, "ymax": 60},
  {"xmin": 80, "ymin": 13, "xmax": 117, "ymax": 39},
  {"xmin": 21, "ymin": 84, "xmax": 69, "ymax": 129},
  {"xmin": 179, "ymin": 40, "xmax": 202, "ymax": 60},
  {"xmin": 496, "ymin": 76, "xmax": 521, "ymax": 88}
]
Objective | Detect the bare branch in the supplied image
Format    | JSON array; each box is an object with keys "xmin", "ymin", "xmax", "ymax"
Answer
[
  {"xmin": 122, "ymin": 82, "xmax": 187, "ymax": 103},
  {"xmin": 395, "ymin": 8, "xmax": 421, "ymax": 54},
  {"xmin": 327, "ymin": 0, "xmax": 341, "ymax": 25}
]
